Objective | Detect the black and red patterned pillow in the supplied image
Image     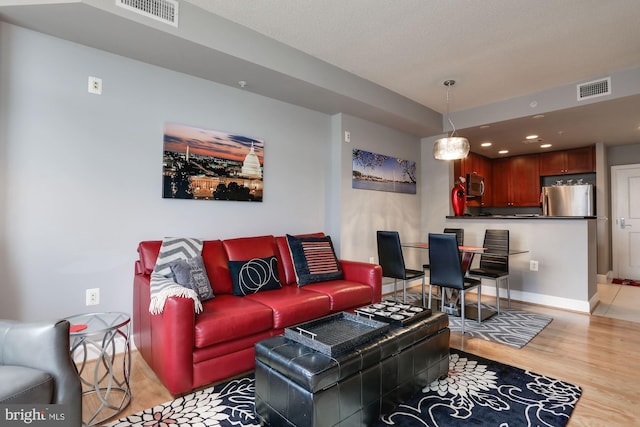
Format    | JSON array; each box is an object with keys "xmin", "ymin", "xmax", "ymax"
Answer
[{"xmin": 286, "ymin": 234, "xmax": 344, "ymax": 285}]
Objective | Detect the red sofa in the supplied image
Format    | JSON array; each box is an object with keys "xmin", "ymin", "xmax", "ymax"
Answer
[{"xmin": 133, "ymin": 233, "xmax": 382, "ymax": 396}]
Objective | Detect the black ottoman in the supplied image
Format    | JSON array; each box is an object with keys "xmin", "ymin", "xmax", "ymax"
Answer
[{"xmin": 254, "ymin": 312, "xmax": 449, "ymax": 427}]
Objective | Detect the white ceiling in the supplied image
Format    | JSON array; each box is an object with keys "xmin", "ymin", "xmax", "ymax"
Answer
[
  {"xmin": 185, "ymin": 0, "xmax": 640, "ymax": 157},
  {"xmin": 1, "ymin": 0, "xmax": 639, "ymax": 158}
]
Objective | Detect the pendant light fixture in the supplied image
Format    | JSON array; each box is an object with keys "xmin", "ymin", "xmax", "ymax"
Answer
[{"xmin": 433, "ymin": 80, "xmax": 470, "ymax": 160}]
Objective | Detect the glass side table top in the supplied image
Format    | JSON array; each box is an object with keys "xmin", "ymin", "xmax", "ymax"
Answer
[{"xmin": 66, "ymin": 312, "xmax": 130, "ymax": 336}]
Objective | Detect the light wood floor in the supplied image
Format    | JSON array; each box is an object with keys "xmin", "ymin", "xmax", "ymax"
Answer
[{"xmin": 110, "ymin": 291, "xmax": 640, "ymax": 426}]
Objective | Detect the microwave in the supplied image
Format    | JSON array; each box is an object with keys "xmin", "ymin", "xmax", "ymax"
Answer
[{"xmin": 466, "ymin": 174, "xmax": 485, "ymax": 197}]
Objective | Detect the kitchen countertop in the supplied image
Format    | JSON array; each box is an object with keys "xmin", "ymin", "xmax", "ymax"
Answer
[{"xmin": 446, "ymin": 215, "xmax": 597, "ymax": 220}]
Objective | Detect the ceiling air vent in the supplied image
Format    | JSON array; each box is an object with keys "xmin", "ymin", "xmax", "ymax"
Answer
[
  {"xmin": 577, "ymin": 77, "xmax": 610, "ymax": 101},
  {"xmin": 116, "ymin": 0, "xmax": 179, "ymax": 27}
]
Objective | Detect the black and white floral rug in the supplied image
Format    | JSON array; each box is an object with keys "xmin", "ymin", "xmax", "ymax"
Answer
[{"xmin": 107, "ymin": 350, "xmax": 581, "ymax": 427}]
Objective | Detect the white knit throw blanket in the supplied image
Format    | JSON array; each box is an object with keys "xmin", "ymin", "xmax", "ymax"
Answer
[{"xmin": 149, "ymin": 237, "xmax": 204, "ymax": 315}]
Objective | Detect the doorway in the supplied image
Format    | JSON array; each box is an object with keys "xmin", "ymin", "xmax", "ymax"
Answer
[{"xmin": 611, "ymin": 164, "xmax": 640, "ymax": 281}]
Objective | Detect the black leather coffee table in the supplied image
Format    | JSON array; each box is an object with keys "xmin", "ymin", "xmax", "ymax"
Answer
[{"xmin": 254, "ymin": 311, "xmax": 450, "ymax": 427}]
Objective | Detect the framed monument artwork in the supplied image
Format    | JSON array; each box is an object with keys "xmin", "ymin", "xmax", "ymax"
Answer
[{"xmin": 162, "ymin": 123, "xmax": 264, "ymax": 202}]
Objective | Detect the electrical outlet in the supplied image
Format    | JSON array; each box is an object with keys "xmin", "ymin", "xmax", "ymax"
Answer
[
  {"xmin": 369, "ymin": 256, "xmax": 375, "ymax": 264},
  {"xmin": 86, "ymin": 288, "xmax": 100, "ymax": 306},
  {"xmin": 529, "ymin": 260, "xmax": 539, "ymax": 272},
  {"xmin": 88, "ymin": 76, "xmax": 102, "ymax": 95},
  {"xmin": 344, "ymin": 131, "xmax": 351, "ymax": 142}
]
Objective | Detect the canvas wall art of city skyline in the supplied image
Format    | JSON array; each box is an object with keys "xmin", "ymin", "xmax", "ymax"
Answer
[{"xmin": 162, "ymin": 123, "xmax": 264, "ymax": 202}]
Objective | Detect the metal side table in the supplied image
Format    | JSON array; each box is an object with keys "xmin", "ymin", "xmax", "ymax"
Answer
[{"xmin": 66, "ymin": 312, "xmax": 131, "ymax": 426}]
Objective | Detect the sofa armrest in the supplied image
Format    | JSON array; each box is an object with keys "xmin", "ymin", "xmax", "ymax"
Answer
[
  {"xmin": 0, "ymin": 319, "xmax": 82, "ymax": 425},
  {"xmin": 149, "ymin": 297, "xmax": 196, "ymax": 395},
  {"xmin": 339, "ymin": 260, "xmax": 383, "ymax": 303},
  {"xmin": 133, "ymin": 273, "xmax": 196, "ymax": 396}
]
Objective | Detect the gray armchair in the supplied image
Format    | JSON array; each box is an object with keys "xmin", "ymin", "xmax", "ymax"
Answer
[{"xmin": 0, "ymin": 319, "xmax": 82, "ymax": 426}]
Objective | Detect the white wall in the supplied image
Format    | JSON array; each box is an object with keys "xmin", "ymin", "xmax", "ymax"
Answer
[
  {"xmin": 0, "ymin": 23, "xmax": 334, "ymax": 320},
  {"xmin": 0, "ymin": 23, "xmax": 425, "ymax": 321},
  {"xmin": 337, "ymin": 114, "xmax": 422, "ymax": 269},
  {"xmin": 420, "ymin": 135, "xmax": 454, "ymax": 236}
]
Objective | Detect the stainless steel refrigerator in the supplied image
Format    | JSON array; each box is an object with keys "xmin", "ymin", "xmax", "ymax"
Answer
[{"xmin": 542, "ymin": 184, "xmax": 594, "ymax": 216}]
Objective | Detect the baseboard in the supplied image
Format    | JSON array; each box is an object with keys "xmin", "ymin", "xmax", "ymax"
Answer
[
  {"xmin": 598, "ymin": 272, "xmax": 612, "ymax": 284},
  {"xmin": 383, "ymin": 278, "xmax": 593, "ymax": 313}
]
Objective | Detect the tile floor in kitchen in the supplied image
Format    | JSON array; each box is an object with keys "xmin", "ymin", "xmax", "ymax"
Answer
[{"xmin": 593, "ymin": 281, "xmax": 640, "ymax": 322}]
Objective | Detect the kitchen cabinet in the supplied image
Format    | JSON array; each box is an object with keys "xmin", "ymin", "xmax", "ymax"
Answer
[
  {"xmin": 491, "ymin": 154, "xmax": 540, "ymax": 207},
  {"xmin": 454, "ymin": 152, "xmax": 492, "ymax": 206},
  {"xmin": 539, "ymin": 146, "xmax": 595, "ymax": 176}
]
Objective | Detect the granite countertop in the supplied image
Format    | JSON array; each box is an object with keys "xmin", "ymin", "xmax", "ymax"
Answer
[{"xmin": 446, "ymin": 215, "xmax": 597, "ymax": 220}]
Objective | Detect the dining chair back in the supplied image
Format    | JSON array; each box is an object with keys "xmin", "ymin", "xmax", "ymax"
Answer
[
  {"xmin": 443, "ymin": 228, "xmax": 464, "ymax": 247},
  {"xmin": 423, "ymin": 228, "xmax": 464, "ymax": 270},
  {"xmin": 376, "ymin": 231, "xmax": 425, "ymax": 303},
  {"xmin": 428, "ymin": 233, "xmax": 482, "ymax": 334},
  {"xmin": 423, "ymin": 228, "xmax": 464, "ymax": 302},
  {"xmin": 469, "ymin": 229, "xmax": 510, "ymax": 313}
]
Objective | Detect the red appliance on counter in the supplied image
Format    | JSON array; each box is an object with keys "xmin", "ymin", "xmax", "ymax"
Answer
[{"xmin": 451, "ymin": 177, "xmax": 466, "ymax": 216}]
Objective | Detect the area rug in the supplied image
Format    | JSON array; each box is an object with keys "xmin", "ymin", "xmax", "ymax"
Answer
[
  {"xmin": 107, "ymin": 350, "xmax": 581, "ymax": 427},
  {"xmin": 403, "ymin": 291, "xmax": 553, "ymax": 348},
  {"xmin": 612, "ymin": 277, "xmax": 640, "ymax": 287}
]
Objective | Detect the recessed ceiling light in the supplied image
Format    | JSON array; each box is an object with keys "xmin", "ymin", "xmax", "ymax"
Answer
[
  {"xmin": 532, "ymin": 114, "xmax": 545, "ymax": 119},
  {"xmin": 481, "ymin": 142, "xmax": 492, "ymax": 147},
  {"xmin": 540, "ymin": 144, "xmax": 552, "ymax": 148},
  {"xmin": 498, "ymin": 150, "xmax": 509, "ymax": 154},
  {"xmin": 525, "ymin": 134, "xmax": 539, "ymax": 140}
]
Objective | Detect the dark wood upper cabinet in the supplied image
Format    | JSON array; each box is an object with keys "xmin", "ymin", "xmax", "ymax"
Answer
[
  {"xmin": 455, "ymin": 146, "xmax": 594, "ymax": 209},
  {"xmin": 491, "ymin": 154, "xmax": 540, "ymax": 207},
  {"xmin": 539, "ymin": 146, "xmax": 595, "ymax": 175}
]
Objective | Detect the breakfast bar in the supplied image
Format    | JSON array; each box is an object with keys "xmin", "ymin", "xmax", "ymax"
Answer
[{"xmin": 444, "ymin": 216, "xmax": 598, "ymax": 313}]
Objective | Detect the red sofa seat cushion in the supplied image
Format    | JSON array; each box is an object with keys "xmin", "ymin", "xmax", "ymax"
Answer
[
  {"xmin": 302, "ymin": 280, "xmax": 374, "ymax": 312},
  {"xmin": 244, "ymin": 286, "xmax": 331, "ymax": 329},
  {"xmin": 194, "ymin": 295, "xmax": 274, "ymax": 348}
]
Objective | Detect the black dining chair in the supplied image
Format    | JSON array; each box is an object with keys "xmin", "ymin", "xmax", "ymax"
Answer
[
  {"xmin": 423, "ymin": 228, "xmax": 464, "ymax": 302},
  {"xmin": 468, "ymin": 229, "xmax": 510, "ymax": 314},
  {"xmin": 428, "ymin": 233, "xmax": 482, "ymax": 335},
  {"xmin": 376, "ymin": 231, "xmax": 425, "ymax": 304},
  {"xmin": 423, "ymin": 228, "xmax": 464, "ymax": 271}
]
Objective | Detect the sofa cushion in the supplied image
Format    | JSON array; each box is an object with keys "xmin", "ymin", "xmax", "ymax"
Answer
[
  {"xmin": 245, "ymin": 286, "xmax": 331, "ymax": 329},
  {"xmin": 228, "ymin": 256, "xmax": 282, "ymax": 296},
  {"xmin": 286, "ymin": 234, "xmax": 344, "ymax": 285},
  {"xmin": 169, "ymin": 255, "xmax": 215, "ymax": 301},
  {"xmin": 0, "ymin": 366, "xmax": 54, "ymax": 404},
  {"xmin": 201, "ymin": 240, "xmax": 233, "ymax": 295},
  {"xmin": 138, "ymin": 240, "xmax": 162, "ymax": 275},
  {"xmin": 302, "ymin": 280, "xmax": 374, "ymax": 312},
  {"xmin": 194, "ymin": 295, "xmax": 274, "ymax": 348},
  {"xmin": 223, "ymin": 235, "xmax": 286, "ymax": 285}
]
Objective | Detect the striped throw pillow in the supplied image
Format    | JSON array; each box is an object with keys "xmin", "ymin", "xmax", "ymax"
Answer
[{"xmin": 286, "ymin": 234, "xmax": 343, "ymax": 285}]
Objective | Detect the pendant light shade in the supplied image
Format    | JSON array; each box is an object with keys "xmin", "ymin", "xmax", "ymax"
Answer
[
  {"xmin": 433, "ymin": 80, "xmax": 470, "ymax": 160},
  {"xmin": 433, "ymin": 136, "xmax": 470, "ymax": 160}
]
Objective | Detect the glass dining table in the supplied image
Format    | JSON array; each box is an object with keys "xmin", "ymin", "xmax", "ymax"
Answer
[{"xmin": 402, "ymin": 242, "xmax": 528, "ymax": 322}]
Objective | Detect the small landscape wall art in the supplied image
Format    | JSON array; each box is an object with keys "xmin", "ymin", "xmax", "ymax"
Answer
[
  {"xmin": 163, "ymin": 123, "xmax": 264, "ymax": 202},
  {"xmin": 352, "ymin": 149, "xmax": 416, "ymax": 194}
]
